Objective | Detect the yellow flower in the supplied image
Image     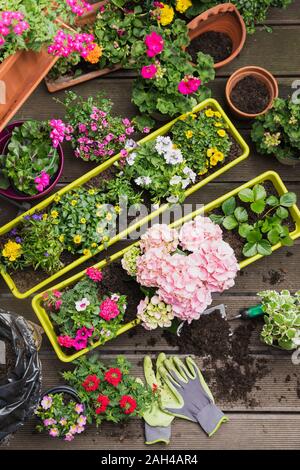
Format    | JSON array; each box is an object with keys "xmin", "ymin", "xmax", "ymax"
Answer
[
  {"xmin": 207, "ymin": 147, "xmax": 218, "ymax": 158},
  {"xmin": 73, "ymin": 235, "xmax": 82, "ymax": 244},
  {"xmin": 83, "ymin": 249, "xmax": 91, "ymax": 257},
  {"xmin": 103, "ymin": 235, "xmax": 109, "ymax": 243},
  {"xmin": 71, "ymin": 200, "xmax": 77, "ymax": 206},
  {"xmin": 190, "ymin": 113, "xmax": 197, "ymax": 119},
  {"xmin": 159, "ymin": 4, "xmax": 174, "ymax": 26},
  {"xmin": 51, "ymin": 210, "xmax": 59, "ymax": 219},
  {"xmin": 59, "ymin": 235, "xmax": 65, "ymax": 243},
  {"xmin": 215, "ymin": 151, "xmax": 225, "ymax": 162},
  {"xmin": 96, "ymin": 203, "xmax": 102, "ymax": 209},
  {"xmin": 106, "ymin": 213, "xmax": 113, "ymax": 221},
  {"xmin": 176, "ymin": 0, "xmax": 192, "ymax": 13},
  {"xmin": 88, "ymin": 189, "xmax": 96, "ymax": 195},
  {"xmin": 210, "ymin": 155, "xmax": 219, "ymax": 166},
  {"xmin": 205, "ymin": 109, "xmax": 215, "ymax": 118},
  {"xmin": 80, "ymin": 218, "xmax": 87, "ymax": 224},
  {"xmin": 217, "ymin": 129, "xmax": 227, "ymax": 138},
  {"xmin": 214, "ymin": 121, "xmax": 223, "ymax": 127},
  {"xmin": 198, "ymin": 167, "xmax": 208, "ymax": 176},
  {"xmin": 114, "ymin": 205, "xmax": 121, "ymax": 214},
  {"xmin": 91, "ymin": 242, "xmax": 97, "ymax": 248},
  {"xmin": 185, "ymin": 130, "xmax": 193, "ymax": 139},
  {"xmin": 85, "ymin": 44, "xmax": 103, "ymax": 64},
  {"xmin": 54, "ymin": 195, "xmax": 61, "ymax": 203},
  {"xmin": 42, "ymin": 214, "xmax": 48, "ymax": 221},
  {"xmin": 214, "ymin": 111, "xmax": 222, "ymax": 119},
  {"xmin": 2, "ymin": 240, "xmax": 22, "ymax": 262}
]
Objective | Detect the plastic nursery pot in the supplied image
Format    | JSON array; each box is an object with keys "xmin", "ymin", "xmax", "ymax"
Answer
[
  {"xmin": 276, "ymin": 154, "xmax": 300, "ymax": 167},
  {"xmin": 41, "ymin": 386, "xmax": 80, "ymax": 403},
  {"xmin": 45, "ymin": 1, "xmax": 122, "ymax": 93},
  {"xmin": 0, "ymin": 121, "xmax": 64, "ymax": 201},
  {"xmin": 226, "ymin": 66, "xmax": 279, "ymax": 119},
  {"xmin": 187, "ymin": 3, "xmax": 246, "ymax": 69},
  {"xmin": 0, "ymin": 98, "xmax": 249, "ymax": 299},
  {"xmin": 32, "ymin": 247, "xmax": 141, "ymax": 362}
]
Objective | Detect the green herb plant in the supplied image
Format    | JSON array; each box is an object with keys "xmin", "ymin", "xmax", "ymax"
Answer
[{"xmin": 259, "ymin": 289, "xmax": 300, "ymax": 350}]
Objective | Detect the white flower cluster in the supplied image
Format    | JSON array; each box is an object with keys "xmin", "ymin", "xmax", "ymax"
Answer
[
  {"xmin": 135, "ymin": 176, "xmax": 152, "ymax": 186},
  {"xmin": 155, "ymin": 136, "xmax": 183, "ymax": 165},
  {"xmin": 170, "ymin": 166, "xmax": 196, "ymax": 190}
]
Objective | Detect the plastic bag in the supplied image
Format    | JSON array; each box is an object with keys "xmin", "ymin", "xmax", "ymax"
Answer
[{"xmin": 0, "ymin": 309, "xmax": 42, "ymax": 442}]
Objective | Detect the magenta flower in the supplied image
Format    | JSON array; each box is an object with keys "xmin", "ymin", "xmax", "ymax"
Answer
[
  {"xmin": 141, "ymin": 64, "xmax": 157, "ymax": 79},
  {"xmin": 66, "ymin": 0, "xmax": 92, "ymax": 16},
  {"xmin": 86, "ymin": 267, "xmax": 103, "ymax": 282},
  {"xmin": 57, "ymin": 335, "xmax": 74, "ymax": 348},
  {"xmin": 178, "ymin": 76, "xmax": 201, "ymax": 95},
  {"xmin": 99, "ymin": 298, "xmax": 120, "ymax": 321},
  {"xmin": 72, "ymin": 337, "xmax": 87, "ymax": 351},
  {"xmin": 75, "ymin": 326, "xmax": 93, "ymax": 341},
  {"xmin": 145, "ymin": 31, "xmax": 164, "ymax": 57}
]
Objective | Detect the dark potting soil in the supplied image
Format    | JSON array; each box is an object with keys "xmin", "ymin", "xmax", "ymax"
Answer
[
  {"xmin": 187, "ymin": 31, "xmax": 233, "ymax": 64},
  {"xmin": 163, "ymin": 311, "xmax": 270, "ymax": 403},
  {"xmin": 209, "ymin": 180, "xmax": 296, "ymax": 262},
  {"xmin": 230, "ymin": 75, "xmax": 270, "ymax": 115},
  {"xmin": 0, "ymin": 338, "xmax": 15, "ymax": 382}
]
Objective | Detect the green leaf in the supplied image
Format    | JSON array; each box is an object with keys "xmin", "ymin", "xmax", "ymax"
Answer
[
  {"xmin": 234, "ymin": 207, "xmax": 248, "ymax": 223},
  {"xmin": 247, "ymin": 230, "xmax": 262, "ymax": 243},
  {"xmin": 222, "ymin": 197, "xmax": 236, "ymax": 216},
  {"xmin": 243, "ymin": 242, "xmax": 258, "ymax": 258},
  {"xmin": 257, "ymin": 240, "xmax": 273, "ymax": 256},
  {"xmin": 253, "ymin": 184, "xmax": 267, "ymax": 201},
  {"xmin": 266, "ymin": 195, "xmax": 279, "ymax": 207},
  {"xmin": 280, "ymin": 192, "xmax": 297, "ymax": 207},
  {"xmin": 281, "ymin": 236, "xmax": 294, "ymax": 247},
  {"xmin": 209, "ymin": 214, "xmax": 224, "ymax": 225},
  {"xmin": 223, "ymin": 215, "xmax": 238, "ymax": 230},
  {"xmin": 239, "ymin": 223, "xmax": 253, "ymax": 239},
  {"xmin": 267, "ymin": 229, "xmax": 280, "ymax": 245},
  {"xmin": 0, "ymin": 173, "xmax": 10, "ymax": 189},
  {"xmin": 276, "ymin": 207, "xmax": 289, "ymax": 219},
  {"xmin": 238, "ymin": 188, "xmax": 254, "ymax": 203},
  {"xmin": 250, "ymin": 199, "xmax": 266, "ymax": 214}
]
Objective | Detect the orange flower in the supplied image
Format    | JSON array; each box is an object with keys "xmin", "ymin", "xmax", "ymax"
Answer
[{"xmin": 85, "ymin": 44, "xmax": 103, "ymax": 64}]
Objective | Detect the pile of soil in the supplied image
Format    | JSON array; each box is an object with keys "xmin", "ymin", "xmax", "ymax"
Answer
[
  {"xmin": 163, "ymin": 310, "xmax": 269, "ymax": 404},
  {"xmin": 187, "ymin": 31, "xmax": 233, "ymax": 64},
  {"xmin": 209, "ymin": 180, "xmax": 296, "ymax": 262},
  {"xmin": 0, "ymin": 338, "xmax": 15, "ymax": 382},
  {"xmin": 230, "ymin": 75, "xmax": 270, "ymax": 114}
]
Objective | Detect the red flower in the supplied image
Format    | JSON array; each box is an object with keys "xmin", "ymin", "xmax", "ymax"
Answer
[
  {"xmin": 82, "ymin": 374, "xmax": 100, "ymax": 392},
  {"xmin": 104, "ymin": 368, "xmax": 122, "ymax": 387},
  {"xmin": 95, "ymin": 394, "xmax": 110, "ymax": 414},
  {"xmin": 119, "ymin": 395, "xmax": 137, "ymax": 415},
  {"xmin": 152, "ymin": 383, "xmax": 158, "ymax": 393}
]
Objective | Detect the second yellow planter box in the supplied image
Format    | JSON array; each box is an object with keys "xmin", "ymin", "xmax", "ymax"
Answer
[{"xmin": 32, "ymin": 171, "xmax": 300, "ymax": 362}]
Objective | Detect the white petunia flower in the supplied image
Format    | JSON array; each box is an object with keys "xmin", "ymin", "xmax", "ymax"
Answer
[
  {"xmin": 125, "ymin": 139, "xmax": 137, "ymax": 150},
  {"xmin": 181, "ymin": 178, "xmax": 191, "ymax": 189},
  {"xmin": 183, "ymin": 166, "xmax": 197, "ymax": 183},
  {"xmin": 167, "ymin": 195, "xmax": 179, "ymax": 204},
  {"xmin": 164, "ymin": 148, "xmax": 183, "ymax": 165},
  {"xmin": 75, "ymin": 298, "xmax": 90, "ymax": 312},
  {"xmin": 126, "ymin": 152, "xmax": 136, "ymax": 166},
  {"xmin": 170, "ymin": 175, "xmax": 182, "ymax": 186},
  {"xmin": 111, "ymin": 293, "xmax": 120, "ymax": 302},
  {"xmin": 155, "ymin": 135, "xmax": 173, "ymax": 155},
  {"xmin": 135, "ymin": 176, "xmax": 152, "ymax": 187}
]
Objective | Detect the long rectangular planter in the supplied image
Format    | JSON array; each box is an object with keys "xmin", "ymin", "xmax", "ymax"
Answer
[
  {"xmin": 32, "ymin": 171, "xmax": 300, "ymax": 362},
  {"xmin": 0, "ymin": 49, "xmax": 59, "ymax": 131},
  {"xmin": 0, "ymin": 98, "xmax": 249, "ymax": 299}
]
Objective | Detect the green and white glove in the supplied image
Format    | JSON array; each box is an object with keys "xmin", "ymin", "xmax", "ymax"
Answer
[
  {"xmin": 143, "ymin": 353, "xmax": 178, "ymax": 445},
  {"xmin": 159, "ymin": 356, "xmax": 228, "ymax": 437}
]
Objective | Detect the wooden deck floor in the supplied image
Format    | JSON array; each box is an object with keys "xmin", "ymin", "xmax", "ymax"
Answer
[{"xmin": 1, "ymin": 1, "xmax": 300, "ymax": 450}]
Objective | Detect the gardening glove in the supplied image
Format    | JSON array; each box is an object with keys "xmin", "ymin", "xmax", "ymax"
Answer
[
  {"xmin": 143, "ymin": 353, "xmax": 178, "ymax": 445},
  {"xmin": 159, "ymin": 356, "xmax": 228, "ymax": 437}
]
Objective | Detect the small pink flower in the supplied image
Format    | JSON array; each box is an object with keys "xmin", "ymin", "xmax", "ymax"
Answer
[
  {"xmin": 64, "ymin": 432, "xmax": 74, "ymax": 441},
  {"xmin": 178, "ymin": 76, "xmax": 201, "ymax": 95},
  {"xmin": 145, "ymin": 31, "xmax": 164, "ymax": 57},
  {"xmin": 99, "ymin": 298, "xmax": 120, "ymax": 321},
  {"xmin": 57, "ymin": 335, "xmax": 74, "ymax": 348},
  {"xmin": 141, "ymin": 64, "xmax": 157, "ymax": 79},
  {"xmin": 120, "ymin": 149, "xmax": 128, "ymax": 158},
  {"xmin": 55, "ymin": 300, "xmax": 62, "ymax": 310},
  {"xmin": 41, "ymin": 396, "xmax": 53, "ymax": 410},
  {"xmin": 44, "ymin": 418, "xmax": 56, "ymax": 426},
  {"xmin": 86, "ymin": 267, "xmax": 103, "ymax": 282},
  {"xmin": 53, "ymin": 290, "xmax": 62, "ymax": 298},
  {"xmin": 75, "ymin": 326, "xmax": 93, "ymax": 340},
  {"xmin": 72, "ymin": 337, "xmax": 87, "ymax": 351},
  {"xmin": 75, "ymin": 403, "xmax": 84, "ymax": 414},
  {"xmin": 143, "ymin": 127, "xmax": 150, "ymax": 134},
  {"xmin": 49, "ymin": 427, "xmax": 59, "ymax": 438}
]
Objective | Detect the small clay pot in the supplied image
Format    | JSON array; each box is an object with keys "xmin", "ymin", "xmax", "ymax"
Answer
[
  {"xmin": 0, "ymin": 120, "xmax": 64, "ymax": 201},
  {"xmin": 187, "ymin": 3, "xmax": 246, "ymax": 69},
  {"xmin": 226, "ymin": 66, "xmax": 279, "ymax": 119}
]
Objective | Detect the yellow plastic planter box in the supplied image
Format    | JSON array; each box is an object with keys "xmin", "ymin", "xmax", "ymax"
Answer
[
  {"xmin": 32, "ymin": 171, "xmax": 300, "ymax": 362},
  {"xmin": 0, "ymin": 98, "xmax": 249, "ymax": 299}
]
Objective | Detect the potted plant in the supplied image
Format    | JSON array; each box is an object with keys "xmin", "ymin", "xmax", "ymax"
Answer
[
  {"xmin": 35, "ymin": 386, "xmax": 87, "ymax": 441},
  {"xmin": 0, "ymin": 97, "xmax": 249, "ymax": 299},
  {"xmin": 186, "ymin": 3, "xmax": 246, "ymax": 69},
  {"xmin": 0, "ymin": 120, "xmax": 65, "ymax": 200},
  {"xmin": 259, "ymin": 290, "xmax": 300, "ymax": 351},
  {"xmin": 62, "ymin": 355, "xmax": 154, "ymax": 425},
  {"xmin": 0, "ymin": 0, "xmax": 91, "ymax": 130},
  {"xmin": 225, "ymin": 66, "xmax": 279, "ymax": 119},
  {"xmin": 251, "ymin": 98, "xmax": 300, "ymax": 166}
]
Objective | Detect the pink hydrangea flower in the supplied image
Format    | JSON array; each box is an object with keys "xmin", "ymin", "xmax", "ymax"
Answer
[
  {"xmin": 179, "ymin": 216, "xmax": 223, "ymax": 252},
  {"xmin": 140, "ymin": 224, "xmax": 179, "ymax": 253},
  {"xmin": 86, "ymin": 267, "xmax": 103, "ymax": 282},
  {"xmin": 99, "ymin": 298, "xmax": 120, "ymax": 321},
  {"xmin": 178, "ymin": 76, "xmax": 201, "ymax": 95},
  {"xmin": 141, "ymin": 64, "xmax": 157, "ymax": 79},
  {"xmin": 145, "ymin": 31, "xmax": 164, "ymax": 57}
]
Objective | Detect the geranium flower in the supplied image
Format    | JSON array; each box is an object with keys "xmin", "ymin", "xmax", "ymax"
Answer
[
  {"xmin": 82, "ymin": 374, "xmax": 100, "ymax": 392},
  {"xmin": 99, "ymin": 298, "xmax": 120, "ymax": 321},
  {"xmin": 95, "ymin": 394, "xmax": 110, "ymax": 414},
  {"xmin": 86, "ymin": 267, "xmax": 103, "ymax": 282},
  {"xmin": 119, "ymin": 395, "xmax": 137, "ymax": 415},
  {"xmin": 104, "ymin": 368, "xmax": 122, "ymax": 387},
  {"xmin": 145, "ymin": 31, "xmax": 164, "ymax": 57},
  {"xmin": 178, "ymin": 76, "xmax": 201, "ymax": 95},
  {"xmin": 141, "ymin": 64, "xmax": 157, "ymax": 79}
]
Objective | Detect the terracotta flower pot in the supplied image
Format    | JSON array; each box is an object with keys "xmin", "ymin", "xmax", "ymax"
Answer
[
  {"xmin": 225, "ymin": 66, "xmax": 279, "ymax": 119},
  {"xmin": 44, "ymin": 1, "xmax": 122, "ymax": 93},
  {"xmin": 0, "ymin": 49, "xmax": 59, "ymax": 132},
  {"xmin": 187, "ymin": 3, "xmax": 246, "ymax": 69},
  {"xmin": 0, "ymin": 120, "xmax": 64, "ymax": 201}
]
